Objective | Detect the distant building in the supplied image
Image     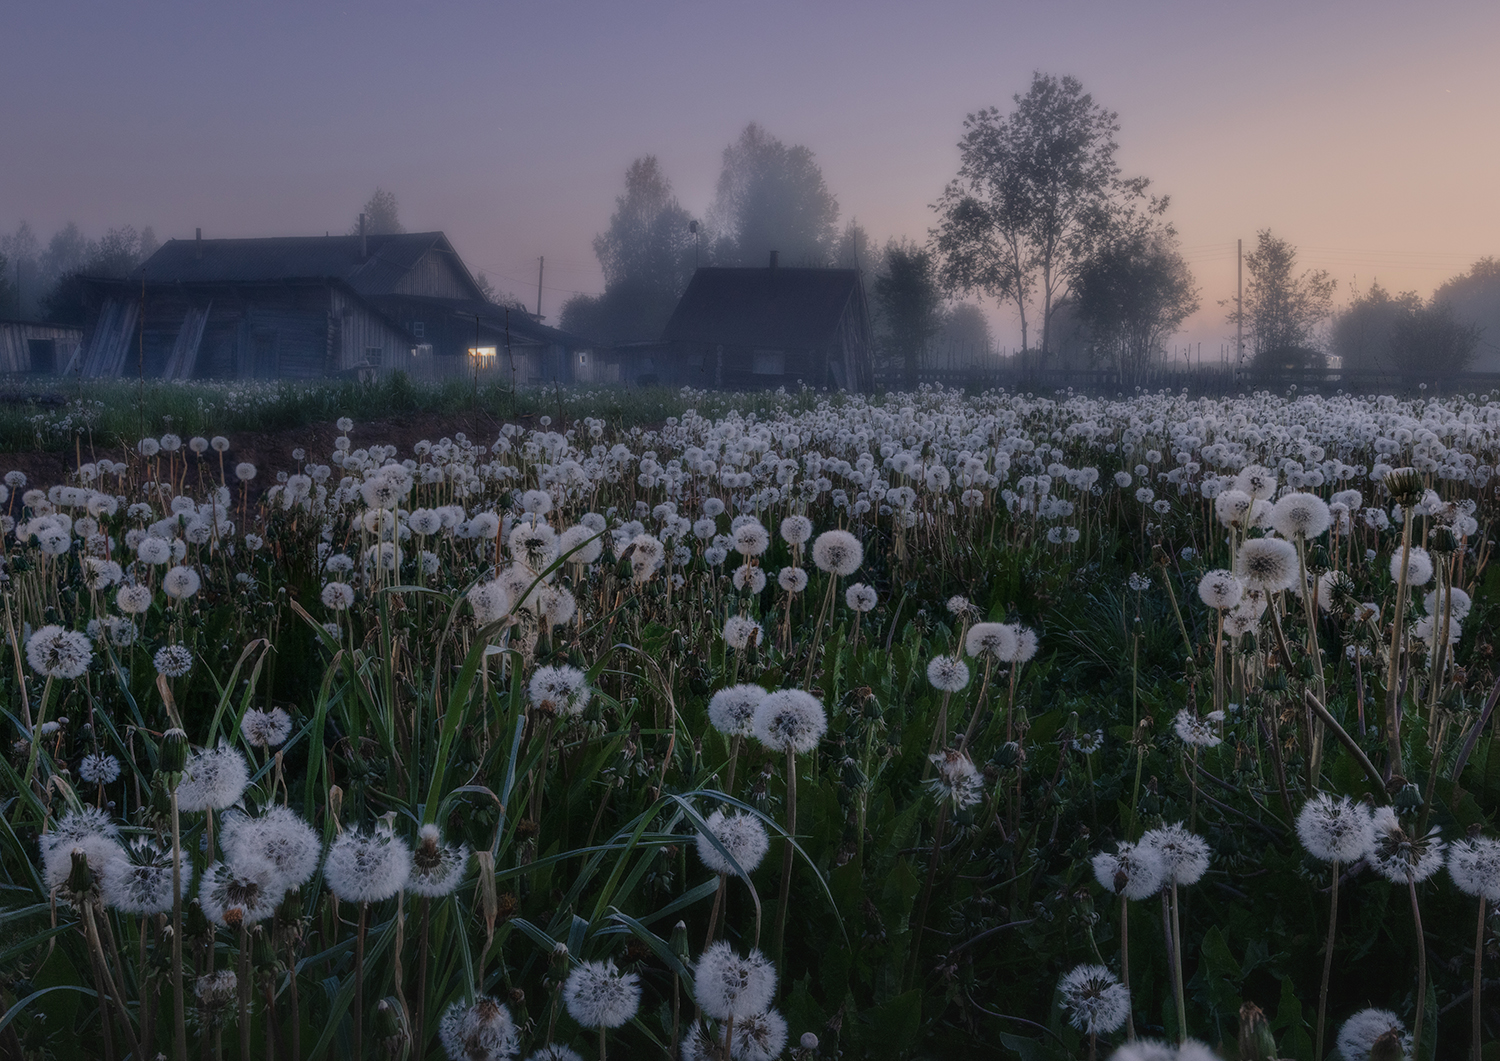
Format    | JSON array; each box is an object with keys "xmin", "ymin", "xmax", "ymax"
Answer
[
  {"xmin": 657, "ymin": 255, "xmax": 872, "ymax": 391},
  {"xmin": 74, "ymin": 230, "xmax": 590, "ymax": 384},
  {"xmin": 0, "ymin": 319, "xmax": 83, "ymax": 374}
]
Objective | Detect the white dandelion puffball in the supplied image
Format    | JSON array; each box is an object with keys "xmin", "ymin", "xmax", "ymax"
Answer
[
  {"xmin": 235, "ymin": 462, "xmax": 257, "ymax": 482},
  {"xmin": 526, "ymin": 1046, "xmax": 584, "ymax": 1061},
  {"xmin": 1196, "ymin": 570, "xmax": 1243, "ymax": 611},
  {"xmin": 1336, "ymin": 1009, "xmax": 1410, "ymax": 1061},
  {"xmin": 80, "ymin": 752, "xmax": 121, "ymax": 785},
  {"xmin": 102, "ymin": 837, "xmax": 192, "ymax": 915},
  {"xmin": 723, "ymin": 615, "xmax": 765, "ymax": 651},
  {"xmin": 732, "ymin": 563, "xmax": 768, "ymax": 595},
  {"xmin": 780, "ymin": 514, "xmax": 813, "ymax": 546},
  {"xmin": 562, "ymin": 959, "xmax": 641, "ymax": 1030},
  {"xmin": 732, "ymin": 521, "xmax": 771, "ymax": 557},
  {"xmin": 1091, "ymin": 841, "xmax": 1165, "ymax": 901},
  {"xmin": 439, "ymin": 996, "xmax": 519, "ymax": 1061},
  {"xmin": 321, "ymin": 582, "xmax": 355, "ymax": 611},
  {"xmin": 811, "ymin": 529, "xmax": 863, "ymax": 576},
  {"xmin": 927, "ymin": 748, "xmax": 984, "ymax": 809},
  {"xmin": 1141, "ymin": 822, "xmax": 1210, "ymax": 886},
  {"xmin": 721, "ymin": 1009, "xmax": 788, "ymax": 1061},
  {"xmin": 1369, "ymin": 806, "xmax": 1445, "ymax": 884},
  {"xmin": 694, "ymin": 941, "xmax": 776, "ymax": 1021},
  {"xmin": 927, "ymin": 655, "xmax": 971, "ymax": 693},
  {"xmin": 845, "ymin": 583, "xmax": 878, "ymax": 612},
  {"xmin": 222, "ymin": 805, "xmax": 321, "ymax": 890},
  {"xmin": 163, "ymin": 564, "xmax": 201, "ymax": 601},
  {"xmin": 1058, "ymin": 964, "xmax": 1131, "ymax": 1036},
  {"xmin": 1296, "ymin": 793, "xmax": 1375, "ymax": 865},
  {"xmin": 1269, "ymin": 492, "xmax": 1331, "ymax": 539},
  {"xmin": 708, "ymin": 684, "xmax": 768, "ymax": 738},
  {"xmin": 408, "ymin": 823, "xmax": 470, "ymax": 898},
  {"xmin": 40, "ymin": 808, "xmax": 123, "ymax": 891},
  {"xmin": 1423, "ymin": 586, "xmax": 1471, "ymax": 621},
  {"xmin": 199, "ymin": 851, "xmax": 282, "ymax": 925},
  {"xmin": 1236, "ymin": 537, "xmax": 1299, "ymax": 593},
  {"xmin": 696, "ymin": 808, "xmax": 770, "ymax": 875},
  {"xmin": 752, "ymin": 688, "xmax": 828, "ymax": 755},
  {"xmin": 1447, "ymin": 837, "xmax": 1500, "ymax": 901},
  {"xmin": 558, "ymin": 523, "xmax": 604, "ymax": 565},
  {"xmin": 1235, "ymin": 464, "xmax": 1277, "ymax": 500},
  {"xmin": 175, "ymin": 745, "xmax": 250, "ymax": 812},
  {"xmin": 1006, "ymin": 624, "xmax": 1039, "ymax": 663},
  {"xmin": 966, "ymin": 622, "xmax": 1018, "ymax": 662},
  {"xmin": 1172, "ymin": 708, "xmax": 1223, "ymax": 748},
  {"xmin": 468, "ymin": 578, "xmax": 512, "ymax": 625},
  {"xmin": 26, "ymin": 625, "xmax": 93, "ymax": 679},
  {"xmin": 777, "ymin": 566, "xmax": 809, "ymax": 593},
  {"xmin": 323, "ymin": 825, "xmax": 411, "ymax": 903},
  {"xmin": 1390, "ymin": 546, "xmax": 1434, "ymax": 587},
  {"xmin": 153, "ymin": 644, "xmax": 194, "ymax": 678},
  {"xmin": 1213, "ymin": 489, "xmax": 1254, "ymax": 529},
  {"xmin": 528, "ymin": 664, "xmax": 591, "ymax": 716},
  {"xmin": 136, "ymin": 536, "xmax": 171, "ymax": 565}
]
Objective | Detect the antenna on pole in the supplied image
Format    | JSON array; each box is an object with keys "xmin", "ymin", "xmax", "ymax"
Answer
[{"xmin": 536, "ymin": 256, "xmax": 544, "ymax": 318}]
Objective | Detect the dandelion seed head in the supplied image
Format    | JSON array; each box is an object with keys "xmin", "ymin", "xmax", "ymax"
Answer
[
  {"xmin": 153, "ymin": 644, "xmax": 194, "ymax": 678},
  {"xmin": 1196, "ymin": 570, "xmax": 1243, "ymax": 611},
  {"xmin": 1091, "ymin": 841, "xmax": 1164, "ymax": 901},
  {"xmin": 176, "ymin": 745, "xmax": 250, "ymax": 812},
  {"xmin": 1390, "ymin": 547, "xmax": 1434, "ymax": 587},
  {"xmin": 1270, "ymin": 492, "xmax": 1332, "ymax": 539},
  {"xmin": 198, "ymin": 851, "xmax": 282, "ymax": 926},
  {"xmin": 102, "ymin": 836, "xmax": 192, "ymax": 915},
  {"xmin": 1447, "ymin": 837, "xmax": 1500, "ymax": 901},
  {"xmin": 26, "ymin": 625, "xmax": 93, "ymax": 679},
  {"xmin": 1296, "ymin": 793, "xmax": 1375, "ymax": 865},
  {"xmin": 562, "ymin": 959, "xmax": 641, "ymax": 1029},
  {"xmin": 222, "ymin": 806, "xmax": 321, "ymax": 890},
  {"xmin": 408, "ymin": 823, "xmax": 470, "ymax": 898},
  {"xmin": 722, "ymin": 615, "xmax": 765, "ymax": 651},
  {"xmin": 1058, "ymin": 964, "xmax": 1131, "ymax": 1035},
  {"xmin": 1141, "ymin": 823, "xmax": 1210, "ymax": 886},
  {"xmin": 1369, "ymin": 807, "xmax": 1444, "ymax": 884},
  {"xmin": 926, "ymin": 655, "xmax": 971, "ymax": 693},
  {"xmin": 752, "ymin": 689, "xmax": 827, "ymax": 755},
  {"xmin": 1337, "ymin": 1009, "xmax": 1410, "ymax": 1061},
  {"xmin": 323, "ymin": 825, "xmax": 411, "ymax": 903},
  {"xmin": 708, "ymin": 684, "xmax": 768, "ymax": 738},
  {"xmin": 845, "ymin": 583, "xmax": 878, "ymax": 612},
  {"xmin": 1236, "ymin": 537, "xmax": 1299, "ymax": 593},
  {"xmin": 694, "ymin": 941, "xmax": 777, "ymax": 1020},
  {"xmin": 438, "ymin": 996, "xmax": 519, "ymax": 1061},
  {"xmin": 696, "ymin": 810, "xmax": 770, "ymax": 876},
  {"xmin": 811, "ymin": 529, "xmax": 862, "ymax": 576},
  {"xmin": 1172, "ymin": 708, "xmax": 1223, "ymax": 749}
]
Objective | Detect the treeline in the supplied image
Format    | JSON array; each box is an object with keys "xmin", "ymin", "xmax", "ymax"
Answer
[{"xmin": 0, "ymin": 223, "xmax": 159, "ymax": 324}]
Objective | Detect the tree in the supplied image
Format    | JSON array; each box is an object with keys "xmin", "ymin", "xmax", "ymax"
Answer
[
  {"xmin": 0, "ymin": 251, "xmax": 11, "ymax": 317},
  {"xmin": 0, "ymin": 223, "xmax": 40, "ymax": 317},
  {"xmin": 932, "ymin": 72, "xmax": 1148, "ymax": 362},
  {"xmin": 561, "ymin": 157, "xmax": 699, "ymax": 342},
  {"xmin": 707, "ymin": 123, "xmax": 840, "ymax": 267},
  {"xmin": 1072, "ymin": 222, "xmax": 1198, "ymax": 385},
  {"xmin": 1387, "ymin": 301, "xmax": 1482, "ymax": 379},
  {"xmin": 1225, "ymin": 230, "xmax": 1335, "ymax": 368},
  {"xmin": 936, "ymin": 303, "xmax": 992, "ymax": 359},
  {"xmin": 1432, "ymin": 258, "xmax": 1500, "ymax": 371},
  {"xmin": 353, "ymin": 188, "xmax": 403, "ymax": 235},
  {"xmin": 40, "ymin": 226, "xmax": 152, "ymax": 325},
  {"xmin": 872, "ymin": 240, "xmax": 944, "ymax": 386},
  {"xmin": 1330, "ymin": 282, "xmax": 1421, "ymax": 375}
]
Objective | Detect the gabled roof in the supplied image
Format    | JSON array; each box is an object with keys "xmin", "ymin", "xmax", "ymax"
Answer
[
  {"xmin": 662, "ymin": 267, "xmax": 863, "ymax": 348},
  {"xmin": 139, "ymin": 232, "xmax": 484, "ymax": 301}
]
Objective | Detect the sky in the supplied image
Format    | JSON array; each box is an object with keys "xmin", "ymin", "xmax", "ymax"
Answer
[{"xmin": 3, "ymin": 0, "xmax": 1498, "ymax": 357}]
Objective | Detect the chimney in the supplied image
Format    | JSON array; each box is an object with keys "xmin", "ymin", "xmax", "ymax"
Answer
[
  {"xmin": 359, "ymin": 214, "xmax": 368, "ymax": 260},
  {"xmin": 195, "ymin": 228, "xmax": 202, "ymax": 259},
  {"xmin": 769, "ymin": 250, "xmax": 778, "ymax": 271}
]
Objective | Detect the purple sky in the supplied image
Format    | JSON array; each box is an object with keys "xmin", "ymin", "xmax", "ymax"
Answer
[{"xmin": 4, "ymin": 0, "xmax": 1498, "ymax": 355}]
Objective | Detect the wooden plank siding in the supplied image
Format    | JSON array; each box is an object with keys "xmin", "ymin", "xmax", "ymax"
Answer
[{"xmin": 0, "ymin": 321, "xmax": 84, "ymax": 374}]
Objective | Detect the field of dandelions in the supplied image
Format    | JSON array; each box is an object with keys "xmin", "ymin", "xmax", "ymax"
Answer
[{"xmin": 6, "ymin": 384, "xmax": 1500, "ymax": 1061}]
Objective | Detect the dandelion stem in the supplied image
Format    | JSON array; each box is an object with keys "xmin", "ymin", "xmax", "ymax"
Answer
[
  {"xmin": 1315, "ymin": 860, "xmax": 1339, "ymax": 1061},
  {"xmin": 354, "ymin": 902, "xmax": 368, "ymax": 1061},
  {"xmin": 1410, "ymin": 877, "xmax": 1428, "ymax": 1058},
  {"xmin": 1120, "ymin": 893, "xmax": 1133, "ymax": 1040},
  {"xmin": 1387, "ymin": 508, "xmax": 1415, "ymax": 778},
  {"xmin": 774, "ymin": 745, "xmax": 798, "ymax": 970},
  {"xmin": 238, "ymin": 920, "xmax": 251, "ymax": 1061},
  {"xmin": 171, "ymin": 790, "xmax": 188, "ymax": 1061},
  {"xmin": 1170, "ymin": 881, "xmax": 1187, "ymax": 1044},
  {"xmin": 1474, "ymin": 895, "xmax": 1486, "ymax": 1061}
]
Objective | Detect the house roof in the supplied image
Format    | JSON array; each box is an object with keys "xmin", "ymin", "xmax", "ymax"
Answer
[
  {"xmin": 388, "ymin": 295, "xmax": 588, "ymax": 349},
  {"xmin": 662, "ymin": 267, "xmax": 863, "ymax": 349},
  {"xmin": 139, "ymin": 232, "xmax": 483, "ymax": 301}
]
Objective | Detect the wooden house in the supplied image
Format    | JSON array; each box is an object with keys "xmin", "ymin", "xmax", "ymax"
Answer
[
  {"xmin": 658, "ymin": 256, "xmax": 873, "ymax": 391},
  {"xmin": 74, "ymin": 230, "xmax": 590, "ymax": 383},
  {"xmin": 0, "ymin": 319, "xmax": 84, "ymax": 374}
]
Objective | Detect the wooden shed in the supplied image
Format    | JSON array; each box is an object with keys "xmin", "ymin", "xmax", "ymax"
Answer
[
  {"xmin": 0, "ymin": 319, "xmax": 84, "ymax": 374},
  {"xmin": 658, "ymin": 258, "xmax": 873, "ymax": 391}
]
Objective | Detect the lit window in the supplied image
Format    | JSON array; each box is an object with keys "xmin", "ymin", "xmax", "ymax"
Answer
[{"xmin": 469, "ymin": 346, "xmax": 497, "ymax": 367}]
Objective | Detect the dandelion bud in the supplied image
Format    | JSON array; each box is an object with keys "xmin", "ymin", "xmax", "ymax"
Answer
[
  {"xmin": 550, "ymin": 942, "xmax": 571, "ymax": 978},
  {"xmin": 670, "ymin": 921, "xmax": 690, "ymax": 965},
  {"xmin": 68, "ymin": 848, "xmax": 95, "ymax": 894},
  {"xmin": 374, "ymin": 997, "xmax": 408, "ymax": 1048},
  {"xmin": 161, "ymin": 727, "xmax": 189, "ymax": 777},
  {"xmin": 1238, "ymin": 1002, "xmax": 1276, "ymax": 1061},
  {"xmin": 800, "ymin": 1032, "xmax": 819, "ymax": 1050}
]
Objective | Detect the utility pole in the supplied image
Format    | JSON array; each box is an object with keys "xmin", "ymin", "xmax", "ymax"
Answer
[
  {"xmin": 536, "ymin": 256, "xmax": 544, "ymax": 319},
  {"xmin": 1236, "ymin": 238, "xmax": 1244, "ymax": 378}
]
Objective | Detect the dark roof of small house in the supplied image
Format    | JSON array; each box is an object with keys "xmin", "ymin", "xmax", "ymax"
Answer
[
  {"xmin": 662, "ymin": 267, "xmax": 863, "ymax": 349},
  {"xmin": 139, "ymin": 232, "xmax": 479, "ymax": 301},
  {"xmin": 0, "ymin": 317, "xmax": 84, "ymax": 334},
  {"xmin": 389, "ymin": 295, "xmax": 588, "ymax": 349}
]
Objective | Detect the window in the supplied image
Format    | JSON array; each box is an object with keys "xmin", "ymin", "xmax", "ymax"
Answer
[
  {"xmin": 364, "ymin": 346, "xmax": 383, "ymax": 367},
  {"xmin": 411, "ymin": 321, "xmax": 425, "ymax": 339},
  {"xmin": 578, "ymin": 351, "xmax": 588, "ymax": 365},
  {"xmin": 469, "ymin": 346, "xmax": 497, "ymax": 368},
  {"xmin": 752, "ymin": 349, "xmax": 785, "ymax": 375}
]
